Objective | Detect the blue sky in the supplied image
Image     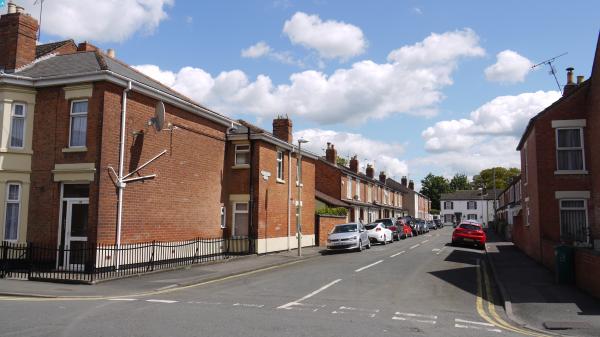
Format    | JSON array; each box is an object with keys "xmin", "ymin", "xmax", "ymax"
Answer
[{"xmin": 18, "ymin": 0, "xmax": 600, "ymax": 186}]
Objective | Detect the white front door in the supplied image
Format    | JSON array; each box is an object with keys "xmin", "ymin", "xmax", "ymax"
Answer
[{"xmin": 58, "ymin": 183, "xmax": 90, "ymax": 269}]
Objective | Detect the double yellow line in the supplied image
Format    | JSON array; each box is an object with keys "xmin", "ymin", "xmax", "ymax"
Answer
[{"xmin": 476, "ymin": 259, "xmax": 550, "ymax": 337}]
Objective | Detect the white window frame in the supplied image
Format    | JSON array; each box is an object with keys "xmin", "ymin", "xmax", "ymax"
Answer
[
  {"xmin": 9, "ymin": 102, "xmax": 26, "ymax": 149},
  {"xmin": 232, "ymin": 202, "xmax": 249, "ymax": 237},
  {"xmin": 220, "ymin": 205, "xmax": 226, "ymax": 229},
  {"xmin": 276, "ymin": 150, "xmax": 284, "ymax": 181},
  {"xmin": 555, "ymin": 127, "xmax": 586, "ymax": 173},
  {"xmin": 384, "ymin": 189, "xmax": 389, "ymax": 205},
  {"xmin": 559, "ymin": 198, "xmax": 588, "ymax": 243},
  {"xmin": 234, "ymin": 144, "xmax": 250, "ymax": 166},
  {"xmin": 367, "ymin": 184, "xmax": 372, "ymax": 202},
  {"xmin": 356, "ymin": 179, "xmax": 360, "ymax": 200},
  {"xmin": 467, "ymin": 214, "xmax": 477, "ymax": 220},
  {"xmin": 467, "ymin": 201, "xmax": 477, "ymax": 210},
  {"xmin": 4, "ymin": 183, "xmax": 21, "ymax": 241},
  {"xmin": 444, "ymin": 201, "xmax": 453, "ymax": 210},
  {"xmin": 68, "ymin": 99, "xmax": 88, "ymax": 148},
  {"xmin": 346, "ymin": 175, "xmax": 352, "ymax": 199}
]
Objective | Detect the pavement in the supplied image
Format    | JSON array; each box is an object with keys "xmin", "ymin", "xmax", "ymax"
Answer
[
  {"xmin": 0, "ymin": 246, "xmax": 323, "ymax": 298},
  {"xmin": 0, "ymin": 227, "xmax": 539, "ymax": 337},
  {"xmin": 485, "ymin": 230, "xmax": 600, "ymax": 337}
]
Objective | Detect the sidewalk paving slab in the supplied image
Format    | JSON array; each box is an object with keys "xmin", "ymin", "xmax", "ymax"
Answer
[
  {"xmin": 485, "ymin": 230, "xmax": 600, "ymax": 337},
  {"xmin": 0, "ymin": 246, "xmax": 323, "ymax": 299}
]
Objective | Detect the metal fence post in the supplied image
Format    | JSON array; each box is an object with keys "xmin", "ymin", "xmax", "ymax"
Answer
[{"xmin": 151, "ymin": 240, "xmax": 156, "ymax": 272}]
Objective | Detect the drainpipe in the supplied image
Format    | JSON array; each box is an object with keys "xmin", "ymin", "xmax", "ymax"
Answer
[
  {"xmin": 115, "ymin": 81, "xmax": 132, "ymax": 268},
  {"xmin": 247, "ymin": 127, "xmax": 255, "ymax": 253},
  {"xmin": 287, "ymin": 148, "xmax": 292, "ymax": 251}
]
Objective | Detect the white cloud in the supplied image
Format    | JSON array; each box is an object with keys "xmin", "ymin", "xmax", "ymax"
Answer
[
  {"xmin": 413, "ymin": 7, "xmax": 423, "ymax": 15},
  {"xmin": 417, "ymin": 90, "xmax": 561, "ymax": 175},
  {"xmin": 294, "ymin": 129, "xmax": 409, "ymax": 179},
  {"xmin": 283, "ymin": 12, "xmax": 366, "ymax": 60},
  {"xmin": 485, "ymin": 50, "xmax": 533, "ymax": 84},
  {"xmin": 241, "ymin": 41, "xmax": 272, "ymax": 58},
  {"xmin": 21, "ymin": 0, "xmax": 173, "ymax": 43},
  {"xmin": 134, "ymin": 29, "xmax": 485, "ymax": 125}
]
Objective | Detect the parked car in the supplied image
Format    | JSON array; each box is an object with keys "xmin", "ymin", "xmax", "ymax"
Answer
[
  {"xmin": 433, "ymin": 219, "xmax": 443, "ymax": 228},
  {"xmin": 451, "ymin": 222, "xmax": 486, "ymax": 249},
  {"xmin": 415, "ymin": 219, "xmax": 428, "ymax": 234},
  {"xmin": 397, "ymin": 218, "xmax": 414, "ymax": 239},
  {"xmin": 327, "ymin": 223, "xmax": 371, "ymax": 252},
  {"xmin": 399, "ymin": 216, "xmax": 418, "ymax": 236},
  {"xmin": 426, "ymin": 220, "xmax": 437, "ymax": 230},
  {"xmin": 365, "ymin": 222, "xmax": 394, "ymax": 245},
  {"xmin": 375, "ymin": 218, "xmax": 401, "ymax": 241}
]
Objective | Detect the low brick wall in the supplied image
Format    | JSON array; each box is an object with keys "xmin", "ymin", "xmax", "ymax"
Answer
[
  {"xmin": 575, "ymin": 249, "xmax": 600, "ymax": 299},
  {"xmin": 316, "ymin": 215, "xmax": 347, "ymax": 246}
]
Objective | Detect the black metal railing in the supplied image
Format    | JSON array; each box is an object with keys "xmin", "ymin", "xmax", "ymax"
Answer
[{"xmin": 1, "ymin": 237, "xmax": 250, "ymax": 283}]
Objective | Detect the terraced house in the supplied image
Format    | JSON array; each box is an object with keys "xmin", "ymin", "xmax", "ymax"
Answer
[
  {"xmin": 315, "ymin": 143, "xmax": 405, "ymax": 223},
  {"xmin": 0, "ymin": 6, "xmax": 316, "ymax": 279}
]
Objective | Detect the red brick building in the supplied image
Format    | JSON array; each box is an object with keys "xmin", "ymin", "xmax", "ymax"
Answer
[
  {"xmin": 315, "ymin": 143, "xmax": 405, "ymax": 223},
  {"xmin": 516, "ymin": 34, "xmax": 600, "ymax": 298},
  {"xmin": 0, "ymin": 6, "xmax": 317, "ymax": 274}
]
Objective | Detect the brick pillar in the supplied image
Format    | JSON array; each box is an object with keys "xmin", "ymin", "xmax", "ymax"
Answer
[{"xmin": 0, "ymin": 10, "xmax": 39, "ymax": 71}]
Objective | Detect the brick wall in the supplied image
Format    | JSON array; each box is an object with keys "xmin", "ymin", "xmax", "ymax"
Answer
[
  {"xmin": 0, "ymin": 12, "xmax": 38, "ymax": 71},
  {"xmin": 316, "ymin": 215, "xmax": 347, "ymax": 246},
  {"xmin": 315, "ymin": 160, "xmax": 341, "ymax": 200},
  {"xmin": 575, "ymin": 249, "xmax": 600, "ymax": 299},
  {"xmin": 96, "ymin": 83, "xmax": 228, "ymax": 244}
]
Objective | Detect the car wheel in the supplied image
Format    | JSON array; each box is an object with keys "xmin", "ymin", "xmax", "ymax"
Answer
[
  {"xmin": 382, "ymin": 235, "xmax": 387, "ymax": 245},
  {"xmin": 366, "ymin": 242, "xmax": 371, "ymax": 249},
  {"xmin": 357, "ymin": 240, "xmax": 363, "ymax": 252}
]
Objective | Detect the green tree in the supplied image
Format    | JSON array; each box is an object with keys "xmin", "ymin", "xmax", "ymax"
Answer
[
  {"xmin": 472, "ymin": 167, "xmax": 520, "ymax": 191},
  {"xmin": 449, "ymin": 173, "xmax": 471, "ymax": 191},
  {"xmin": 420, "ymin": 173, "xmax": 450, "ymax": 211},
  {"xmin": 336, "ymin": 156, "xmax": 348, "ymax": 167}
]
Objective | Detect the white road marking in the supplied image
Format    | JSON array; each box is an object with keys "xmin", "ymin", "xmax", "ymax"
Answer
[
  {"xmin": 355, "ymin": 260, "xmax": 384, "ymax": 272},
  {"xmin": 455, "ymin": 323, "xmax": 502, "ymax": 333},
  {"xmin": 108, "ymin": 298, "xmax": 137, "ymax": 301},
  {"xmin": 395, "ymin": 312, "xmax": 438, "ymax": 319},
  {"xmin": 285, "ymin": 303, "xmax": 326, "ymax": 312},
  {"xmin": 409, "ymin": 244, "xmax": 420, "ymax": 249},
  {"xmin": 421, "ymin": 239, "xmax": 429, "ymax": 244},
  {"xmin": 233, "ymin": 303, "xmax": 264, "ymax": 308},
  {"xmin": 436, "ymin": 246, "xmax": 447, "ymax": 255},
  {"xmin": 278, "ymin": 279, "xmax": 342, "ymax": 309},
  {"xmin": 455, "ymin": 318, "xmax": 495, "ymax": 327},
  {"xmin": 155, "ymin": 284, "xmax": 178, "ymax": 291},
  {"xmin": 390, "ymin": 251, "xmax": 406, "ymax": 258},
  {"xmin": 392, "ymin": 316, "xmax": 436, "ymax": 324},
  {"xmin": 332, "ymin": 306, "xmax": 380, "ymax": 317},
  {"xmin": 146, "ymin": 299, "xmax": 178, "ymax": 304},
  {"xmin": 188, "ymin": 301, "xmax": 222, "ymax": 305},
  {"xmin": 432, "ymin": 248, "xmax": 440, "ymax": 252}
]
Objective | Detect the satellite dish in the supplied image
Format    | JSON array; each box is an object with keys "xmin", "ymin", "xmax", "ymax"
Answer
[{"xmin": 153, "ymin": 101, "xmax": 165, "ymax": 132}]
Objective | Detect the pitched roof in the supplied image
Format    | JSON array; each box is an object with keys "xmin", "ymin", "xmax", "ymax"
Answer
[
  {"xmin": 35, "ymin": 40, "xmax": 75, "ymax": 58},
  {"xmin": 386, "ymin": 178, "xmax": 411, "ymax": 194},
  {"xmin": 441, "ymin": 189, "xmax": 500, "ymax": 201},
  {"xmin": 315, "ymin": 190, "xmax": 349, "ymax": 208}
]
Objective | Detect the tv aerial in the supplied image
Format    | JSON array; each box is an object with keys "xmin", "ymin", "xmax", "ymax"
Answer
[{"xmin": 531, "ymin": 52, "xmax": 568, "ymax": 92}]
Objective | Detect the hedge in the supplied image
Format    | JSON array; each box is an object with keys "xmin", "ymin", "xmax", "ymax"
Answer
[{"xmin": 316, "ymin": 207, "xmax": 348, "ymax": 216}]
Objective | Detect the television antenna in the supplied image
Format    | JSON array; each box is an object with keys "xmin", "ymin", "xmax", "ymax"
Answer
[
  {"xmin": 531, "ymin": 52, "xmax": 567, "ymax": 92},
  {"xmin": 33, "ymin": 0, "xmax": 45, "ymax": 41}
]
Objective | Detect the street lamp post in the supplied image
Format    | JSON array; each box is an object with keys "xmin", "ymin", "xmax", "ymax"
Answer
[{"xmin": 297, "ymin": 138, "xmax": 308, "ymax": 257}]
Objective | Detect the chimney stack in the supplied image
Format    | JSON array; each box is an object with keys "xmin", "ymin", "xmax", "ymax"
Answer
[
  {"xmin": 563, "ymin": 67, "xmax": 577, "ymax": 96},
  {"xmin": 349, "ymin": 155, "xmax": 359, "ymax": 173},
  {"xmin": 0, "ymin": 2, "xmax": 39, "ymax": 72},
  {"xmin": 77, "ymin": 42, "xmax": 98, "ymax": 52},
  {"xmin": 272, "ymin": 116, "xmax": 293, "ymax": 143},
  {"xmin": 325, "ymin": 142, "xmax": 337, "ymax": 164},
  {"xmin": 401, "ymin": 176, "xmax": 408, "ymax": 187},
  {"xmin": 379, "ymin": 171, "xmax": 387, "ymax": 183},
  {"xmin": 408, "ymin": 180, "xmax": 414, "ymax": 190},
  {"xmin": 366, "ymin": 164, "xmax": 374, "ymax": 178},
  {"xmin": 577, "ymin": 75, "xmax": 585, "ymax": 84}
]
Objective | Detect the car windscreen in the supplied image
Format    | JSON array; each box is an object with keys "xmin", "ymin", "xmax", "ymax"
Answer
[
  {"xmin": 375, "ymin": 219, "xmax": 392, "ymax": 226},
  {"xmin": 331, "ymin": 224, "xmax": 358, "ymax": 233},
  {"xmin": 459, "ymin": 223, "xmax": 481, "ymax": 231}
]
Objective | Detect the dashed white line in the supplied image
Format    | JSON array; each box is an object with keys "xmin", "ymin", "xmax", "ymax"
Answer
[
  {"xmin": 436, "ymin": 246, "xmax": 447, "ymax": 255},
  {"xmin": 409, "ymin": 244, "xmax": 420, "ymax": 249},
  {"xmin": 390, "ymin": 251, "xmax": 406, "ymax": 258},
  {"xmin": 392, "ymin": 316, "xmax": 436, "ymax": 324},
  {"xmin": 395, "ymin": 312, "xmax": 438, "ymax": 319},
  {"xmin": 146, "ymin": 299, "xmax": 178, "ymax": 304},
  {"xmin": 455, "ymin": 323, "xmax": 502, "ymax": 333},
  {"xmin": 278, "ymin": 279, "xmax": 342, "ymax": 309},
  {"xmin": 421, "ymin": 239, "xmax": 429, "ymax": 244},
  {"xmin": 108, "ymin": 298, "xmax": 137, "ymax": 301},
  {"xmin": 355, "ymin": 260, "xmax": 384, "ymax": 272},
  {"xmin": 455, "ymin": 319, "xmax": 502, "ymax": 333},
  {"xmin": 455, "ymin": 318, "xmax": 495, "ymax": 326},
  {"xmin": 233, "ymin": 303, "xmax": 264, "ymax": 308}
]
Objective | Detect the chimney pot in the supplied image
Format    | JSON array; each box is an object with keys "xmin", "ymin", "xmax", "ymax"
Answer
[
  {"xmin": 349, "ymin": 155, "xmax": 359, "ymax": 173},
  {"xmin": 7, "ymin": 1, "xmax": 17, "ymax": 14},
  {"xmin": 272, "ymin": 117, "xmax": 293, "ymax": 143},
  {"xmin": 107, "ymin": 48, "xmax": 116, "ymax": 58},
  {"xmin": 325, "ymin": 142, "xmax": 337, "ymax": 164},
  {"xmin": 577, "ymin": 75, "xmax": 585, "ymax": 84},
  {"xmin": 566, "ymin": 67, "xmax": 574, "ymax": 84},
  {"xmin": 15, "ymin": 5, "xmax": 24, "ymax": 13}
]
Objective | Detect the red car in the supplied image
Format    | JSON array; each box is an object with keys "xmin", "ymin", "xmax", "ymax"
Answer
[
  {"xmin": 397, "ymin": 219, "xmax": 414, "ymax": 239},
  {"xmin": 451, "ymin": 222, "xmax": 486, "ymax": 249}
]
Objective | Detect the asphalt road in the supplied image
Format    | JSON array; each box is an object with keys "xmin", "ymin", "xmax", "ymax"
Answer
[{"xmin": 0, "ymin": 227, "xmax": 546, "ymax": 337}]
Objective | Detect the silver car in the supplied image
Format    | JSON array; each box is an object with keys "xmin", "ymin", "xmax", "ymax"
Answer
[{"xmin": 327, "ymin": 223, "xmax": 371, "ymax": 252}]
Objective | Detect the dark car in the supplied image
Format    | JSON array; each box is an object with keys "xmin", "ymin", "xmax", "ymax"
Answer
[
  {"xmin": 433, "ymin": 219, "xmax": 442, "ymax": 228},
  {"xmin": 375, "ymin": 218, "xmax": 401, "ymax": 241}
]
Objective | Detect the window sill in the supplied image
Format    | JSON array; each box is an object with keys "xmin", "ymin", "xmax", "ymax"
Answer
[
  {"xmin": 296, "ymin": 182, "xmax": 304, "ymax": 187},
  {"xmin": 276, "ymin": 178, "xmax": 285, "ymax": 184},
  {"xmin": 232, "ymin": 164, "xmax": 250, "ymax": 170},
  {"xmin": 62, "ymin": 147, "xmax": 87, "ymax": 153},
  {"xmin": 554, "ymin": 170, "xmax": 588, "ymax": 175},
  {"xmin": 0, "ymin": 148, "xmax": 33, "ymax": 154}
]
